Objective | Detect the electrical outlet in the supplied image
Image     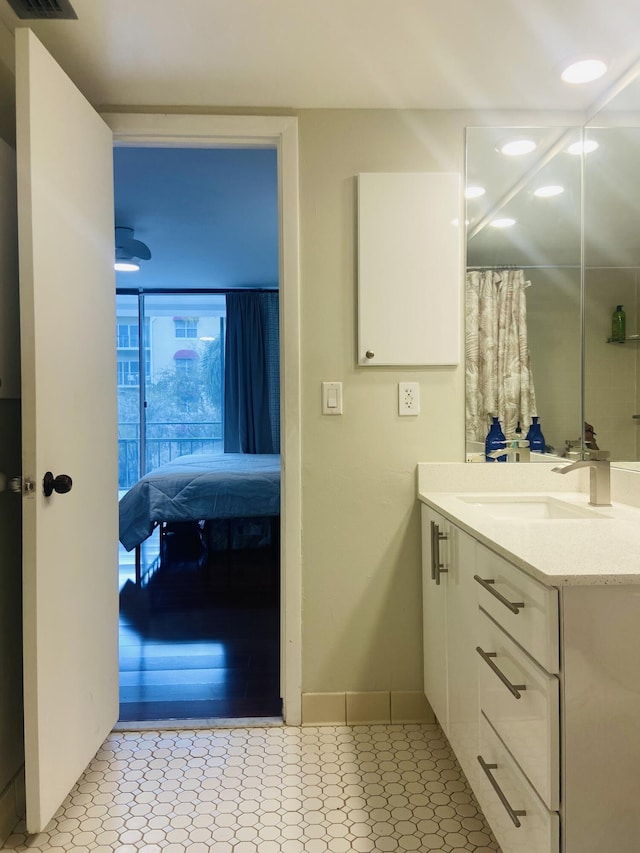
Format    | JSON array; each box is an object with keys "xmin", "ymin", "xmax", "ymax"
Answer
[{"xmin": 398, "ymin": 382, "xmax": 420, "ymax": 416}]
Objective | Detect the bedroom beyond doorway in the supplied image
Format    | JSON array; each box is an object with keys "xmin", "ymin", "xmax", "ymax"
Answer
[
  {"xmin": 113, "ymin": 143, "xmax": 281, "ymax": 724},
  {"xmin": 116, "ymin": 291, "xmax": 282, "ymax": 723}
]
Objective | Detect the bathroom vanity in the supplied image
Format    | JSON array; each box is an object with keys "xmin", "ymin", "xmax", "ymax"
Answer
[{"xmin": 417, "ymin": 463, "xmax": 640, "ymax": 853}]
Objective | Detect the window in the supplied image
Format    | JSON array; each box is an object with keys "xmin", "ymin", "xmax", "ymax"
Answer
[
  {"xmin": 117, "ymin": 358, "xmax": 139, "ymax": 387},
  {"xmin": 175, "ymin": 359, "xmax": 197, "ymax": 377},
  {"xmin": 117, "ymin": 322, "xmax": 138, "ymax": 349},
  {"xmin": 174, "ymin": 317, "xmax": 198, "ymax": 338},
  {"xmin": 174, "ymin": 349, "xmax": 198, "ymax": 378}
]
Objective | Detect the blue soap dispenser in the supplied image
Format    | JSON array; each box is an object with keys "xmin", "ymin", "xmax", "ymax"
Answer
[
  {"xmin": 485, "ymin": 416, "xmax": 507, "ymax": 462},
  {"xmin": 526, "ymin": 416, "xmax": 546, "ymax": 453}
]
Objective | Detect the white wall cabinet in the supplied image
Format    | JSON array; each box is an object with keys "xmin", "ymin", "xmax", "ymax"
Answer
[
  {"xmin": 0, "ymin": 138, "xmax": 19, "ymax": 399},
  {"xmin": 421, "ymin": 502, "xmax": 640, "ymax": 852},
  {"xmin": 357, "ymin": 172, "xmax": 461, "ymax": 366}
]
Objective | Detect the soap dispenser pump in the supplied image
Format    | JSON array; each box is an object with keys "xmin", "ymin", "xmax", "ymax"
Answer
[{"xmin": 485, "ymin": 416, "xmax": 507, "ymax": 462}]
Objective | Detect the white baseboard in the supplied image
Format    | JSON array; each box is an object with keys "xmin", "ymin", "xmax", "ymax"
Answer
[{"xmin": 301, "ymin": 690, "xmax": 435, "ymax": 726}]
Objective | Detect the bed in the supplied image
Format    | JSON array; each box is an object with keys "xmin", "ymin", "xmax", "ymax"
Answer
[{"xmin": 119, "ymin": 452, "xmax": 281, "ymax": 585}]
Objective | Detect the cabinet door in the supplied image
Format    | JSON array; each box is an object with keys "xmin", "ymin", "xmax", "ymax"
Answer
[
  {"xmin": 357, "ymin": 172, "xmax": 461, "ymax": 366},
  {"xmin": 421, "ymin": 504, "xmax": 449, "ymax": 730},
  {"xmin": 446, "ymin": 526, "xmax": 479, "ymax": 778}
]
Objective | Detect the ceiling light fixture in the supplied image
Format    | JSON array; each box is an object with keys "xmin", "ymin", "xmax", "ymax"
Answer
[
  {"xmin": 465, "ymin": 185, "xmax": 486, "ymax": 199},
  {"xmin": 567, "ymin": 139, "xmax": 599, "ymax": 156},
  {"xmin": 533, "ymin": 185, "xmax": 565, "ymax": 198},
  {"xmin": 561, "ymin": 58, "xmax": 607, "ymax": 85},
  {"xmin": 114, "ymin": 226, "xmax": 151, "ymax": 273},
  {"xmin": 499, "ymin": 139, "xmax": 536, "ymax": 156},
  {"xmin": 490, "ymin": 218, "xmax": 516, "ymax": 228}
]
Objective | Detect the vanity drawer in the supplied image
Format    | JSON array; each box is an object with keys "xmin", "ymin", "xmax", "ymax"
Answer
[
  {"xmin": 476, "ymin": 713, "xmax": 559, "ymax": 853},
  {"xmin": 477, "ymin": 609, "xmax": 560, "ymax": 810},
  {"xmin": 474, "ymin": 545, "xmax": 559, "ymax": 672}
]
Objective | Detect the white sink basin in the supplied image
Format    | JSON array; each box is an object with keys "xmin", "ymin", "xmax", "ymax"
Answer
[{"xmin": 457, "ymin": 494, "xmax": 606, "ymax": 520}]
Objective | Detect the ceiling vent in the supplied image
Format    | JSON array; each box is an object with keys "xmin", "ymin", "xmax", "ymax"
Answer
[{"xmin": 5, "ymin": 0, "xmax": 77, "ymax": 19}]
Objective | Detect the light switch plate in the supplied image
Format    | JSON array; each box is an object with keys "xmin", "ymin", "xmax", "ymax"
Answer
[
  {"xmin": 399, "ymin": 382, "xmax": 420, "ymax": 415},
  {"xmin": 322, "ymin": 381, "xmax": 343, "ymax": 415}
]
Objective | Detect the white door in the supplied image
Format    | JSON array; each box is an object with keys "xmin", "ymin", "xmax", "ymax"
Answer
[{"xmin": 16, "ymin": 28, "xmax": 118, "ymax": 833}]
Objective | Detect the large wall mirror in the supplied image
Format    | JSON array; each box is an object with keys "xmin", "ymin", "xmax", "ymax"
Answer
[
  {"xmin": 465, "ymin": 126, "xmax": 583, "ymax": 460},
  {"xmin": 465, "ymin": 83, "xmax": 640, "ymax": 467}
]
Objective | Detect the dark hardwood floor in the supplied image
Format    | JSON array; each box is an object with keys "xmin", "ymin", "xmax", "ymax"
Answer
[{"xmin": 118, "ymin": 538, "xmax": 281, "ymax": 723}]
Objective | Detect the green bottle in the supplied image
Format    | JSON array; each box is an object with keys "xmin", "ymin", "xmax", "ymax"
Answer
[{"xmin": 612, "ymin": 305, "xmax": 626, "ymax": 342}]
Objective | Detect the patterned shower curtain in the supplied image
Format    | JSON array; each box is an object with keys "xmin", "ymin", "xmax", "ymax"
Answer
[{"xmin": 465, "ymin": 269, "xmax": 537, "ymax": 443}]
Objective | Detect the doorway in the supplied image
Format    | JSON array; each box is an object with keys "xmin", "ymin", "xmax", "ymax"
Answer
[
  {"xmin": 114, "ymin": 145, "xmax": 284, "ymax": 722},
  {"xmin": 104, "ymin": 111, "xmax": 302, "ymax": 726}
]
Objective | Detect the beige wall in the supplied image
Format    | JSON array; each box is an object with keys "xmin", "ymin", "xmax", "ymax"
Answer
[{"xmin": 297, "ymin": 110, "xmax": 467, "ymax": 692}]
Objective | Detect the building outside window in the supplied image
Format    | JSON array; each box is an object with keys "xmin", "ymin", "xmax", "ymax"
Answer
[{"xmin": 174, "ymin": 317, "xmax": 198, "ymax": 338}]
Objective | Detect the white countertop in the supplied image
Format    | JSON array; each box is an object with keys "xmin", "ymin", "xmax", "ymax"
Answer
[{"xmin": 417, "ymin": 463, "xmax": 640, "ymax": 586}]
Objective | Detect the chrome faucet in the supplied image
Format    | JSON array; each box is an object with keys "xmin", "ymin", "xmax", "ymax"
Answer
[{"xmin": 551, "ymin": 459, "xmax": 611, "ymax": 507}]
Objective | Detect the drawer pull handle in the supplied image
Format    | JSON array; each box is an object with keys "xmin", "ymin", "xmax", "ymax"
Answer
[
  {"xmin": 476, "ymin": 647, "xmax": 526, "ymax": 699},
  {"xmin": 430, "ymin": 520, "xmax": 448, "ymax": 585},
  {"xmin": 477, "ymin": 755, "xmax": 527, "ymax": 828},
  {"xmin": 473, "ymin": 575, "xmax": 524, "ymax": 614}
]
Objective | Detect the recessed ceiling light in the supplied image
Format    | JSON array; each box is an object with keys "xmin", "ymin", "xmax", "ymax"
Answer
[
  {"xmin": 500, "ymin": 139, "xmax": 536, "ymax": 156},
  {"xmin": 561, "ymin": 58, "xmax": 607, "ymax": 84},
  {"xmin": 533, "ymin": 185, "xmax": 565, "ymax": 198},
  {"xmin": 465, "ymin": 185, "xmax": 486, "ymax": 199},
  {"xmin": 490, "ymin": 218, "xmax": 516, "ymax": 228},
  {"xmin": 567, "ymin": 139, "xmax": 599, "ymax": 155}
]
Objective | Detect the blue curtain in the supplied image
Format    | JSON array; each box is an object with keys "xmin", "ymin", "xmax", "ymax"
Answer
[{"xmin": 224, "ymin": 291, "xmax": 280, "ymax": 453}]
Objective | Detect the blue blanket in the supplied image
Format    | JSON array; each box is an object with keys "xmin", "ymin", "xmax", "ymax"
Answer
[{"xmin": 119, "ymin": 452, "xmax": 280, "ymax": 551}]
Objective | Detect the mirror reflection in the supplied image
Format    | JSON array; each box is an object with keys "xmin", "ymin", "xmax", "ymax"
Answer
[
  {"xmin": 465, "ymin": 126, "xmax": 583, "ymax": 462},
  {"xmin": 585, "ymin": 73, "xmax": 640, "ymax": 469}
]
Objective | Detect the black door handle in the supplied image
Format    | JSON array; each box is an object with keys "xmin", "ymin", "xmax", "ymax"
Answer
[{"xmin": 43, "ymin": 472, "xmax": 73, "ymax": 497}]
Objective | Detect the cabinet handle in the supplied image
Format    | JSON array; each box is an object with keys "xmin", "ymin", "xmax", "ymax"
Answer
[
  {"xmin": 473, "ymin": 575, "xmax": 524, "ymax": 614},
  {"xmin": 476, "ymin": 647, "xmax": 526, "ymax": 699},
  {"xmin": 430, "ymin": 520, "xmax": 448, "ymax": 585},
  {"xmin": 477, "ymin": 755, "xmax": 527, "ymax": 828}
]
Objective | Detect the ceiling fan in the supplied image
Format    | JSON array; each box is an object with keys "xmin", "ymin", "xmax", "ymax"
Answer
[{"xmin": 114, "ymin": 226, "xmax": 152, "ymax": 272}]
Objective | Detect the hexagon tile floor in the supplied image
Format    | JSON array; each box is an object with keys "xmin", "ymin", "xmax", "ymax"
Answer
[{"xmin": 2, "ymin": 723, "xmax": 501, "ymax": 853}]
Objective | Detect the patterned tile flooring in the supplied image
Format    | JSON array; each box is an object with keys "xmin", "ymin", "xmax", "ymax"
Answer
[{"xmin": 3, "ymin": 723, "xmax": 500, "ymax": 853}]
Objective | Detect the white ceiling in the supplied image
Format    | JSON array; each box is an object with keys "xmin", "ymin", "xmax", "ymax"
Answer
[
  {"xmin": 1, "ymin": 0, "xmax": 640, "ymax": 111},
  {"xmin": 4, "ymin": 0, "xmax": 640, "ymax": 283}
]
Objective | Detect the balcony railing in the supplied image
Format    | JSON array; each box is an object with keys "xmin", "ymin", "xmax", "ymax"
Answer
[{"xmin": 118, "ymin": 421, "xmax": 223, "ymax": 489}]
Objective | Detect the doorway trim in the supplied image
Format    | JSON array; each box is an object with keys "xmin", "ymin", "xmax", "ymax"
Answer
[{"xmin": 103, "ymin": 113, "xmax": 302, "ymax": 725}]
